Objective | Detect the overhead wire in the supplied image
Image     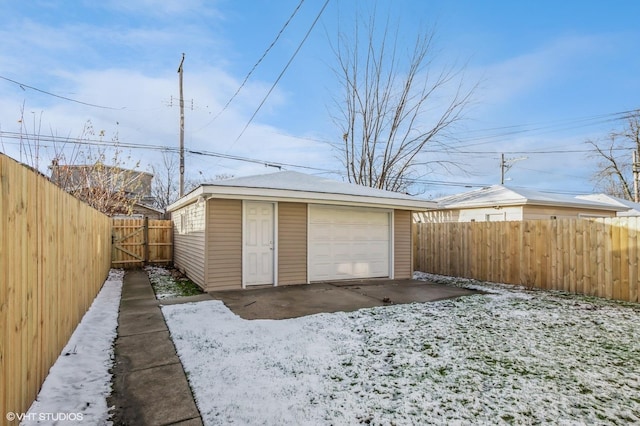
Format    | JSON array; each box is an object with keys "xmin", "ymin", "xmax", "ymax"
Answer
[
  {"xmin": 0, "ymin": 75, "xmax": 125, "ymax": 110},
  {"xmin": 0, "ymin": 130, "xmax": 333, "ymax": 173},
  {"xmin": 233, "ymin": 0, "xmax": 331, "ymax": 143},
  {"xmin": 0, "ymin": 130, "xmax": 604, "ymax": 193},
  {"xmin": 433, "ymin": 108, "xmax": 638, "ymax": 151},
  {"xmin": 194, "ymin": 0, "xmax": 307, "ymax": 133}
]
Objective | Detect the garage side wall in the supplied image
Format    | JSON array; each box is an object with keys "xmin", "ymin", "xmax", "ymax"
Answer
[
  {"xmin": 172, "ymin": 201, "xmax": 206, "ymax": 287},
  {"xmin": 206, "ymin": 198, "xmax": 242, "ymax": 291},
  {"xmin": 278, "ymin": 202, "xmax": 308, "ymax": 285},
  {"xmin": 394, "ymin": 210, "xmax": 412, "ymax": 279}
]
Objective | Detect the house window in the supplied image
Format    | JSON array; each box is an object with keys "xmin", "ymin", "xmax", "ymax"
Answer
[{"xmin": 180, "ymin": 212, "xmax": 186, "ymax": 234}]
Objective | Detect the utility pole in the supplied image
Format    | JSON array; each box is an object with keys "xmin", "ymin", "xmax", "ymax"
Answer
[
  {"xmin": 178, "ymin": 53, "xmax": 185, "ymax": 198},
  {"xmin": 500, "ymin": 153, "xmax": 527, "ymax": 184},
  {"xmin": 633, "ymin": 150, "xmax": 639, "ymax": 203}
]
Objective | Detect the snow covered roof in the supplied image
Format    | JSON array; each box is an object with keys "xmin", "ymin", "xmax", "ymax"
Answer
[
  {"xmin": 576, "ymin": 194, "xmax": 640, "ymax": 216},
  {"xmin": 435, "ymin": 185, "xmax": 625, "ymax": 212},
  {"xmin": 168, "ymin": 171, "xmax": 436, "ymax": 211}
]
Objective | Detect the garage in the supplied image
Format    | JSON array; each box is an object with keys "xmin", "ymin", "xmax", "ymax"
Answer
[
  {"xmin": 308, "ymin": 205, "xmax": 391, "ymax": 281},
  {"xmin": 169, "ymin": 171, "xmax": 435, "ymax": 291}
]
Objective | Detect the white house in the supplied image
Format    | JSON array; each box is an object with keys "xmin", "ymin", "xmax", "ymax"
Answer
[{"xmin": 416, "ymin": 185, "xmax": 626, "ymax": 223}]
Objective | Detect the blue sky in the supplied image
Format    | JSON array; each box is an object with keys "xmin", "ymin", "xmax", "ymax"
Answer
[{"xmin": 1, "ymin": 0, "xmax": 639, "ymax": 198}]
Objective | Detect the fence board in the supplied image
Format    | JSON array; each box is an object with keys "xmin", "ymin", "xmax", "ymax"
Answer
[
  {"xmin": 1, "ymin": 153, "xmax": 112, "ymax": 421},
  {"xmin": 414, "ymin": 217, "xmax": 640, "ymax": 303},
  {"xmin": 630, "ymin": 217, "xmax": 639, "ymax": 303}
]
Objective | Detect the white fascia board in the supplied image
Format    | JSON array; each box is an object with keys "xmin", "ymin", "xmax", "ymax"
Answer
[
  {"xmin": 194, "ymin": 185, "xmax": 436, "ymax": 211},
  {"xmin": 167, "ymin": 186, "xmax": 205, "ymax": 212}
]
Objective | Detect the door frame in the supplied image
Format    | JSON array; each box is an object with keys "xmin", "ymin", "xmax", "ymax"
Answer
[{"xmin": 242, "ymin": 201, "xmax": 278, "ymax": 288}]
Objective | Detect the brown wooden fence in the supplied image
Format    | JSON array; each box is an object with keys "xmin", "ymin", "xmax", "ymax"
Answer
[
  {"xmin": 1, "ymin": 153, "xmax": 112, "ymax": 421},
  {"xmin": 111, "ymin": 218, "xmax": 172, "ymax": 268},
  {"xmin": 414, "ymin": 218, "xmax": 640, "ymax": 303}
]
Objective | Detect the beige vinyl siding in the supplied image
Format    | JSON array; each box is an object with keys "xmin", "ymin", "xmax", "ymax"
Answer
[
  {"xmin": 206, "ymin": 198, "xmax": 242, "ymax": 291},
  {"xmin": 522, "ymin": 205, "xmax": 617, "ymax": 220},
  {"xmin": 394, "ymin": 210, "xmax": 412, "ymax": 279},
  {"xmin": 278, "ymin": 202, "xmax": 308, "ymax": 285},
  {"xmin": 172, "ymin": 201, "xmax": 206, "ymax": 288}
]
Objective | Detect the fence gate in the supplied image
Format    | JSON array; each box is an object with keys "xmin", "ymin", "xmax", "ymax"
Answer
[{"xmin": 112, "ymin": 218, "xmax": 173, "ymax": 268}]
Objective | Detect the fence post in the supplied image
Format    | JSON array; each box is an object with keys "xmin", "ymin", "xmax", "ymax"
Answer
[{"xmin": 143, "ymin": 216, "xmax": 149, "ymax": 265}]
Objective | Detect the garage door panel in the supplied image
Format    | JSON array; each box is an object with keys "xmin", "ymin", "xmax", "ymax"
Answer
[
  {"xmin": 309, "ymin": 206, "xmax": 390, "ymax": 281},
  {"xmin": 333, "ymin": 242, "xmax": 351, "ymax": 258},
  {"xmin": 312, "ymin": 241, "xmax": 331, "ymax": 256},
  {"xmin": 309, "ymin": 223, "xmax": 331, "ymax": 238},
  {"xmin": 350, "ymin": 241, "xmax": 374, "ymax": 257},
  {"xmin": 369, "ymin": 226, "xmax": 390, "ymax": 239},
  {"xmin": 350, "ymin": 225, "xmax": 372, "ymax": 240}
]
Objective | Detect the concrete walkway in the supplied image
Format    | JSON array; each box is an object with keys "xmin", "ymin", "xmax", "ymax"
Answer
[{"xmin": 109, "ymin": 269, "xmax": 203, "ymax": 425}]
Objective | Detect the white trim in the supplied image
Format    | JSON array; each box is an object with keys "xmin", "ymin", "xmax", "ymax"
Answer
[
  {"xmin": 242, "ymin": 201, "xmax": 277, "ymax": 288},
  {"xmin": 306, "ymin": 204, "xmax": 310, "ymax": 284},
  {"xmin": 242, "ymin": 201, "xmax": 247, "ymax": 289},
  {"xmin": 273, "ymin": 202, "xmax": 279, "ymax": 287},
  {"xmin": 390, "ymin": 210, "xmax": 395, "ymax": 279}
]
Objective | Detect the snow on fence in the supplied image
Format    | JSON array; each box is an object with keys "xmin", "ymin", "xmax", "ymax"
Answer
[
  {"xmin": 414, "ymin": 218, "xmax": 640, "ymax": 303},
  {"xmin": 0, "ymin": 153, "xmax": 112, "ymax": 421}
]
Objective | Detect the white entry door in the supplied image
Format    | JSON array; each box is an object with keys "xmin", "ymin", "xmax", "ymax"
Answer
[{"xmin": 244, "ymin": 202, "xmax": 274, "ymax": 286}]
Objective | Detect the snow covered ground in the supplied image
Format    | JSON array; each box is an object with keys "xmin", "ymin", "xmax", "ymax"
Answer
[
  {"xmin": 163, "ymin": 273, "xmax": 640, "ymax": 425},
  {"xmin": 22, "ymin": 270, "xmax": 123, "ymax": 426}
]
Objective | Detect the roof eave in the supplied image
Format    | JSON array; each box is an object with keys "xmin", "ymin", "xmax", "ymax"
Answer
[{"xmin": 168, "ymin": 185, "xmax": 436, "ymax": 211}]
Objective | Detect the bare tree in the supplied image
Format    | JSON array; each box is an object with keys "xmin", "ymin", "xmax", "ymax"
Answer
[
  {"xmin": 151, "ymin": 151, "xmax": 179, "ymax": 211},
  {"xmin": 587, "ymin": 112, "xmax": 640, "ymax": 200},
  {"xmin": 49, "ymin": 121, "xmax": 147, "ymax": 216},
  {"xmin": 331, "ymin": 12, "xmax": 476, "ymax": 192},
  {"xmin": 12, "ymin": 102, "xmax": 45, "ymax": 171}
]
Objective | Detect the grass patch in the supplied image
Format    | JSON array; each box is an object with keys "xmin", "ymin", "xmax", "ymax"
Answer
[{"xmin": 145, "ymin": 266, "xmax": 203, "ymax": 299}]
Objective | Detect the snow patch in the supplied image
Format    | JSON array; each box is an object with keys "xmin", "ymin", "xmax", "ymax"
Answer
[{"xmin": 24, "ymin": 270, "xmax": 123, "ymax": 426}]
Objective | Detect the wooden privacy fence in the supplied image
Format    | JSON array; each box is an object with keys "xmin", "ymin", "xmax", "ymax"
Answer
[
  {"xmin": 1, "ymin": 153, "xmax": 112, "ymax": 420},
  {"xmin": 111, "ymin": 218, "xmax": 172, "ymax": 268},
  {"xmin": 414, "ymin": 218, "xmax": 640, "ymax": 303}
]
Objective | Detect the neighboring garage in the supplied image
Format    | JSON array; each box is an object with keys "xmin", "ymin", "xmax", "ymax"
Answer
[{"xmin": 168, "ymin": 171, "xmax": 435, "ymax": 292}]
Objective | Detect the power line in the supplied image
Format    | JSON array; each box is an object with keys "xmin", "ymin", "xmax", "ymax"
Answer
[
  {"xmin": 234, "ymin": 0, "xmax": 331, "ymax": 142},
  {"xmin": 439, "ymin": 109, "xmax": 637, "ymax": 150},
  {"xmin": 267, "ymin": 107, "xmax": 640, "ymax": 155},
  {"xmin": 195, "ymin": 0, "xmax": 307, "ymax": 133},
  {"xmin": 453, "ymin": 108, "xmax": 637, "ymax": 137},
  {"xmin": 0, "ymin": 130, "xmax": 332, "ymax": 173},
  {"xmin": 1, "ymin": 131, "xmax": 603, "ymax": 195},
  {"xmin": 0, "ymin": 75, "xmax": 124, "ymax": 110}
]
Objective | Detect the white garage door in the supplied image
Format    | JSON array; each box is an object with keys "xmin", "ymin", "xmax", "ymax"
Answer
[{"xmin": 308, "ymin": 205, "xmax": 390, "ymax": 281}]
